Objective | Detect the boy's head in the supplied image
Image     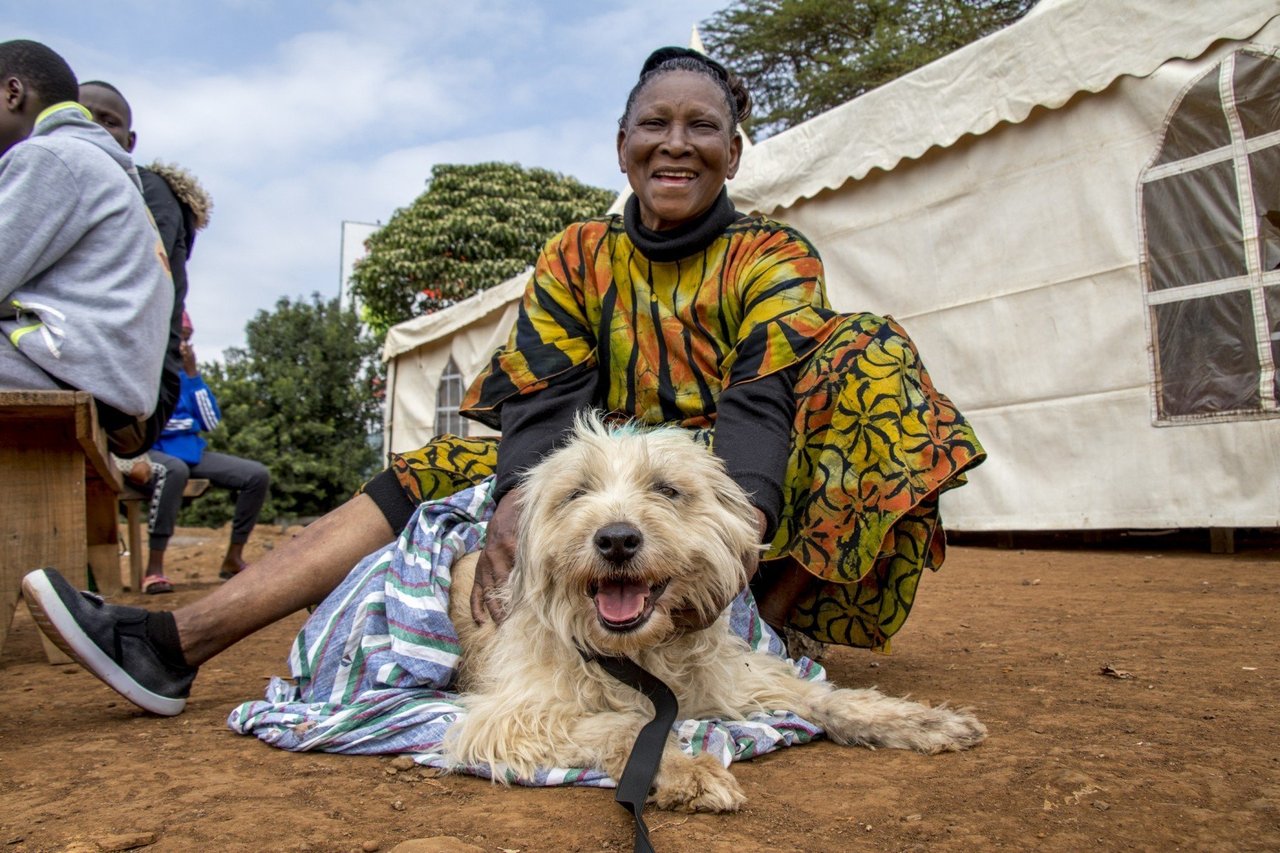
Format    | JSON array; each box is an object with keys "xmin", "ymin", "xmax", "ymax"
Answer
[
  {"xmin": 78, "ymin": 80, "xmax": 134, "ymax": 152},
  {"xmin": 0, "ymin": 40, "xmax": 78, "ymax": 156}
]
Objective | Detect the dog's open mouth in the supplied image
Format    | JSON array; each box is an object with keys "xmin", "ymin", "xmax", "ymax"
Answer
[{"xmin": 589, "ymin": 577, "xmax": 670, "ymax": 631}]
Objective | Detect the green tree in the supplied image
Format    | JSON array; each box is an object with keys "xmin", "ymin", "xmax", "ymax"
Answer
[
  {"xmin": 703, "ymin": 0, "xmax": 1037, "ymax": 139},
  {"xmin": 181, "ymin": 294, "xmax": 382, "ymax": 527},
  {"xmin": 350, "ymin": 162, "xmax": 617, "ymax": 336}
]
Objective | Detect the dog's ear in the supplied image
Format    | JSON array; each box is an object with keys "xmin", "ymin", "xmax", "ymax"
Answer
[
  {"xmin": 707, "ymin": 466, "xmax": 758, "ymax": 526},
  {"xmin": 705, "ymin": 465, "xmax": 765, "ymax": 569},
  {"xmin": 741, "ymin": 541, "xmax": 765, "ymax": 588}
]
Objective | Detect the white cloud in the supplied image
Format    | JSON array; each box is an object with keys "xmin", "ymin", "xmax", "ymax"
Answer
[{"xmin": 185, "ymin": 116, "xmax": 629, "ymax": 360}]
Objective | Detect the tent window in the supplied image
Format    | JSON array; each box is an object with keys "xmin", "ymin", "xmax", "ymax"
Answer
[
  {"xmin": 1140, "ymin": 48, "xmax": 1280, "ymax": 424},
  {"xmin": 434, "ymin": 357, "xmax": 468, "ymax": 438}
]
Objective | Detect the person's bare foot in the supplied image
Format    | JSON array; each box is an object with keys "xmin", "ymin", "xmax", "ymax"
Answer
[
  {"xmin": 218, "ymin": 558, "xmax": 247, "ymax": 580},
  {"xmin": 219, "ymin": 543, "xmax": 248, "ymax": 579}
]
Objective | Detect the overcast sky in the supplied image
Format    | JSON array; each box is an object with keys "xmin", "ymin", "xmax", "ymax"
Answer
[{"xmin": 4, "ymin": 0, "xmax": 726, "ymax": 360}]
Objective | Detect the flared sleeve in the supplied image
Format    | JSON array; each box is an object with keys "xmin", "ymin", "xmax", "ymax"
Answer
[
  {"xmin": 719, "ymin": 223, "xmax": 844, "ymax": 388},
  {"xmin": 461, "ymin": 224, "xmax": 601, "ymax": 429}
]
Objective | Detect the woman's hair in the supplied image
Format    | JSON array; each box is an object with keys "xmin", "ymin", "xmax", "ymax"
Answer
[
  {"xmin": 619, "ymin": 46, "xmax": 752, "ymax": 131},
  {"xmin": 0, "ymin": 40, "xmax": 78, "ymax": 106}
]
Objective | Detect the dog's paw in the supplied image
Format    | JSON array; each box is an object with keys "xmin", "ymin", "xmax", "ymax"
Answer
[
  {"xmin": 897, "ymin": 704, "xmax": 987, "ymax": 754},
  {"xmin": 813, "ymin": 687, "xmax": 987, "ymax": 754},
  {"xmin": 649, "ymin": 752, "xmax": 746, "ymax": 813}
]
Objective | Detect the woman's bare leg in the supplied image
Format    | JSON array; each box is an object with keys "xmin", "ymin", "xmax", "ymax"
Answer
[
  {"xmin": 173, "ymin": 493, "xmax": 394, "ymax": 665},
  {"xmin": 756, "ymin": 557, "xmax": 815, "ymax": 630}
]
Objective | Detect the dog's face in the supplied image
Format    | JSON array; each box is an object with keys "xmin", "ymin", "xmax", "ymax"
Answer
[{"xmin": 512, "ymin": 416, "xmax": 760, "ymax": 657}]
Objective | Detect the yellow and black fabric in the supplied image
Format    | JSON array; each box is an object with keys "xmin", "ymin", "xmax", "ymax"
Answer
[
  {"xmin": 377, "ymin": 201, "xmax": 985, "ymax": 650},
  {"xmin": 769, "ymin": 313, "xmax": 982, "ymax": 648},
  {"xmin": 461, "ymin": 205, "xmax": 838, "ymax": 431}
]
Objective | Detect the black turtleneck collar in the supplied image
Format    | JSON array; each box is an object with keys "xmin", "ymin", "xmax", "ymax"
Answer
[{"xmin": 623, "ymin": 188, "xmax": 740, "ymax": 263}]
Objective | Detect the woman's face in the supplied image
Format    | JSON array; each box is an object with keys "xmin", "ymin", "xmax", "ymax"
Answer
[{"xmin": 617, "ymin": 69, "xmax": 741, "ymax": 231}]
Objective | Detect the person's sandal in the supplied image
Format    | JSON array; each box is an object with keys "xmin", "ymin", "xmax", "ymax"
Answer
[
  {"xmin": 21, "ymin": 568, "xmax": 197, "ymax": 715},
  {"xmin": 142, "ymin": 574, "xmax": 175, "ymax": 595}
]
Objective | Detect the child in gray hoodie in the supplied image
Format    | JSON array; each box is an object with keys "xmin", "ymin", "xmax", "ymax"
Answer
[{"xmin": 0, "ymin": 40, "xmax": 173, "ymax": 454}]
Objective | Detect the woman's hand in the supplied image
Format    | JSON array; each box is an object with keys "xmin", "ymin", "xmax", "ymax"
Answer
[
  {"xmin": 470, "ymin": 487, "xmax": 523, "ymax": 625},
  {"xmin": 670, "ymin": 507, "xmax": 767, "ymax": 633}
]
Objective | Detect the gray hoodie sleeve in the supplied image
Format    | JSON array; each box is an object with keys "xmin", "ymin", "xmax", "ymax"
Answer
[
  {"xmin": 0, "ymin": 109, "xmax": 173, "ymax": 418},
  {"xmin": 0, "ymin": 144, "xmax": 85, "ymax": 304}
]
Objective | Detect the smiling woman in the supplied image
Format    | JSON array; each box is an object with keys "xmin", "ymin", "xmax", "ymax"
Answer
[
  {"xmin": 382, "ymin": 46, "xmax": 989, "ymax": 654},
  {"xmin": 23, "ymin": 46, "xmax": 987, "ymax": 726}
]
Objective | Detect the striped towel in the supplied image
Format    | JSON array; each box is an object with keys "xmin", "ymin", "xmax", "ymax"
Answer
[{"xmin": 227, "ymin": 479, "xmax": 827, "ymax": 787}]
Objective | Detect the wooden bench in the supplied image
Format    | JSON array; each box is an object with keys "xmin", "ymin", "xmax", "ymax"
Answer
[
  {"xmin": 119, "ymin": 476, "xmax": 210, "ymax": 592},
  {"xmin": 0, "ymin": 390, "xmax": 123, "ymax": 663}
]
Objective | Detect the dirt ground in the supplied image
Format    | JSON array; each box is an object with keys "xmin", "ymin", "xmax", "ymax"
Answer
[{"xmin": 1, "ymin": 524, "xmax": 1278, "ymax": 853}]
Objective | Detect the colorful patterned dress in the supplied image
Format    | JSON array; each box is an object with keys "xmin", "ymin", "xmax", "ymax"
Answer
[{"xmin": 384, "ymin": 205, "xmax": 984, "ymax": 650}]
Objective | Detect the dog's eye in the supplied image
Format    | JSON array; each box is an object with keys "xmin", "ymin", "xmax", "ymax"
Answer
[
  {"xmin": 655, "ymin": 483, "xmax": 680, "ymax": 499},
  {"xmin": 565, "ymin": 488, "xmax": 586, "ymax": 502}
]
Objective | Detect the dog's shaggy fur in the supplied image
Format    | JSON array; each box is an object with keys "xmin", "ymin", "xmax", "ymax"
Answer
[{"xmin": 445, "ymin": 416, "xmax": 985, "ymax": 812}]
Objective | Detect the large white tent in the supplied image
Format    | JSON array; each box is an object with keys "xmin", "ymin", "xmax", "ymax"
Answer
[{"xmin": 382, "ymin": 0, "xmax": 1280, "ymax": 532}]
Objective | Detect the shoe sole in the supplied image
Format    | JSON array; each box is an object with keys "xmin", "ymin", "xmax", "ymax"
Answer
[{"xmin": 21, "ymin": 571, "xmax": 187, "ymax": 716}]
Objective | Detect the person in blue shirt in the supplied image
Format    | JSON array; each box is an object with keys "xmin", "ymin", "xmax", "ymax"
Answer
[{"xmin": 142, "ymin": 311, "xmax": 269, "ymax": 593}]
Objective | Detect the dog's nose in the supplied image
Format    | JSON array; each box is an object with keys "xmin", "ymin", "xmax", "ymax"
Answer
[{"xmin": 593, "ymin": 523, "xmax": 643, "ymax": 564}]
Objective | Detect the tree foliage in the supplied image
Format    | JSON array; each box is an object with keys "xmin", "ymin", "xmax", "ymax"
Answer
[
  {"xmin": 181, "ymin": 294, "xmax": 383, "ymax": 527},
  {"xmin": 702, "ymin": 0, "xmax": 1038, "ymax": 139},
  {"xmin": 349, "ymin": 162, "xmax": 617, "ymax": 336}
]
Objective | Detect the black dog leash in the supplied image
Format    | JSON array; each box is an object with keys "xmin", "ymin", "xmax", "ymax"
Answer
[{"xmin": 580, "ymin": 649, "xmax": 680, "ymax": 853}]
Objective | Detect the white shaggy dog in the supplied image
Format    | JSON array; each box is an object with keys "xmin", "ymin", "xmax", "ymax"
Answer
[{"xmin": 445, "ymin": 416, "xmax": 985, "ymax": 812}]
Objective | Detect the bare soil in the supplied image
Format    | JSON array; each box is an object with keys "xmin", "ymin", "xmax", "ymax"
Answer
[{"xmin": 1, "ymin": 524, "xmax": 1278, "ymax": 853}]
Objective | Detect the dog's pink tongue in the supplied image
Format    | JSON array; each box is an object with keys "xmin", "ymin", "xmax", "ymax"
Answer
[{"xmin": 595, "ymin": 578, "xmax": 649, "ymax": 623}]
